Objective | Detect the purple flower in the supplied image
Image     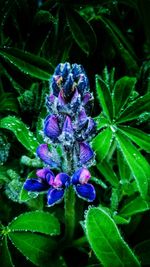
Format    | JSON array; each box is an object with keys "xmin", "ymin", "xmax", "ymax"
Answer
[
  {"xmin": 72, "ymin": 168, "xmax": 96, "ymax": 202},
  {"xmin": 36, "ymin": 144, "xmax": 58, "ymax": 168},
  {"xmin": 44, "ymin": 115, "xmax": 60, "ymax": 141},
  {"xmin": 24, "ymin": 168, "xmax": 70, "ymax": 206},
  {"xmin": 79, "ymin": 142, "xmax": 94, "ymax": 164}
]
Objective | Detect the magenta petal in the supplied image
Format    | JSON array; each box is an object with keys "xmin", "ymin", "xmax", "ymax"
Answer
[
  {"xmin": 47, "ymin": 188, "xmax": 64, "ymax": 206},
  {"xmin": 74, "ymin": 183, "xmax": 96, "ymax": 202},
  {"xmin": 54, "ymin": 173, "xmax": 70, "ymax": 188},
  {"xmin": 24, "ymin": 179, "xmax": 48, "ymax": 192},
  {"xmin": 44, "ymin": 115, "xmax": 60, "ymax": 140},
  {"xmin": 79, "ymin": 142, "xmax": 94, "ymax": 164},
  {"xmin": 36, "ymin": 168, "xmax": 55, "ymax": 185},
  {"xmin": 82, "ymin": 92, "xmax": 92, "ymax": 105},
  {"xmin": 72, "ymin": 168, "xmax": 91, "ymax": 185},
  {"xmin": 36, "ymin": 144, "xmax": 58, "ymax": 167}
]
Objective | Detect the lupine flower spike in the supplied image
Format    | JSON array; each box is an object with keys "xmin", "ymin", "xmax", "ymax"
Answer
[{"xmin": 24, "ymin": 63, "xmax": 96, "ymax": 206}]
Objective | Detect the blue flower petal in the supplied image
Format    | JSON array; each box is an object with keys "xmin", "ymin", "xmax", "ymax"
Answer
[
  {"xmin": 47, "ymin": 188, "xmax": 64, "ymax": 206},
  {"xmin": 63, "ymin": 73, "xmax": 74, "ymax": 99},
  {"xmin": 70, "ymin": 88, "xmax": 81, "ymax": 112},
  {"xmin": 54, "ymin": 173, "xmax": 70, "ymax": 188},
  {"xmin": 77, "ymin": 74, "xmax": 89, "ymax": 96},
  {"xmin": 44, "ymin": 115, "xmax": 60, "ymax": 140},
  {"xmin": 51, "ymin": 75, "xmax": 61, "ymax": 96},
  {"xmin": 36, "ymin": 144, "xmax": 58, "ymax": 167},
  {"xmin": 62, "ymin": 116, "xmax": 74, "ymax": 140},
  {"xmin": 84, "ymin": 118, "xmax": 96, "ymax": 139},
  {"xmin": 78, "ymin": 109, "xmax": 88, "ymax": 129},
  {"xmin": 74, "ymin": 183, "xmax": 96, "ymax": 202},
  {"xmin": 24, "ymin": 179, "xmax": 49, "ymax": 192},
  {"xmin": 72, "ymin": 64, "xmax": 85, "ymax": 80},
  {"xmin": 79, "ymin": 142, "xmax": 94, "ymax": 164},
  {"xmin": 72, "ymin": 168, "xmax": 91, "ymax": 185}
]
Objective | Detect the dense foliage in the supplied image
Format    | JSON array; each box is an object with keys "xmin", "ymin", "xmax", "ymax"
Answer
[{"xmin": 0, "ymin": 1, "xmax": 150, "ymax": 267}]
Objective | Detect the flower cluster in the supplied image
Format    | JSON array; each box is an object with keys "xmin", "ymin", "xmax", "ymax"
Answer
[{"xmin": 24, "ymin": 63, "xmax": 96, "ymax": 206}]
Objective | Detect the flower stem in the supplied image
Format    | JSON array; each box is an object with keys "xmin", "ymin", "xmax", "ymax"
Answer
[{"xmin": 64, "ymin": 186, "xmax": 76, "ymax": 242}]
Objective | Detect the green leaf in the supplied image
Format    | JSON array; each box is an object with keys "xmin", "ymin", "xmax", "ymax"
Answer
[
  {"xmin": 118, "ymin": 126, "xmax": 150, "ymax": 152},
  {"xmin": 115, "ymin": 130, "xmax": 150, "ymax": 198},
  {"xmin": 65, "ymin": 8, "xmax": 97, "ymax": 55},
  {"xmin": 113, "ymin": 215, "xmax": 131, "ymax": 225},
  {"xmin": 8, "ymin": 232, "xmax": 56, "ymax": 267},
  {"xmin": 8, "ymin": 211, "xmax": 60, "ymax": 236},
  {"xmin": 117, "ymin": 93, "xmax": 150, "ymax": 123},
  {"xmin": 19, "ymin": 187, "xmax": 32, "ymax": 202},
  {"xmin": 92, "ymin": 127, "xmax": 113, "ymax": 161},
  {"xmin": 97, "ymin": 160, "xmax": 119, "ymax": 187},
  {"xmin": 0, "ymin": 116, "xmax": 39, "ymax": 153},
  {"xmin": 94, "ymin": 113, "xmax": 109, "ymax": 130},
  {"xmin": 117, "ymin": 148, "xmax": 132, "ymax": 183},
  {"xmin": 0, "ymin": 236, "xmax": 14, "ymax": 267},
  {"xmin": 85, "ymin": 207, "xmax": 140, "ymax": 267},
  {"xmin": 96, "ymin": 76, "xmax": 113, "ymax": 121},
  {"xmin": 135, "ymin": 240, "xmax": 150, "ymax": 266},
  {"xmin": 0, "ymin": 93, "xmax": 19, "ymax": 113},
  {"xmin": 119, "ymin": 197, "xmax": 150, "ymax": 217},
  {"xmin": 0, "ymin": 48, "xmax": 53, "ymax": 80},
  {"xmin": 112, "ymin": 76, "xmax": 136, "ymax": 117}
]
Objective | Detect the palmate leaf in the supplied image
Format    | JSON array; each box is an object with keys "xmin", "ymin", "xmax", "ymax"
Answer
[
  {"xmin": 116, "ymin": 93, "xmax": 150, "ymax": 123},
  {"xmin": 96, "ymin": 76, "xmax": 113, "ymax": 121},
  {"xmin": 8, "ymin": 211, "xmax": 60, "ymax": 236},
  {"xmin": 8, "ymin": 232, "xmax": 56, "ymax": 267},
  {"xmin": 85, "ymin": 207, "xmax": 140, "ymax": 267},
  {"xmin": 0, "ymin": 236, "xmax": 14, "ymax": 267},
  {"xmin": 94, "ymin": 113, "xmax": 109, "ymax": 130},
  {"xmin": 65, "ymin": 8, "xmax": 97, "ymax": 55},
  {"xmin": 92, "ymin": 127, "xmax": 113, "ymax": 161},
  {"xmin": 0, "ymin": 116, "xmax": 39, "ymax": 153},
  {"xmin": 0, "ymin": 47, "xmax": 53, "ymax": 80},
  {"xmin": 112, "ymin": 76, "xmax": 136, "ymax": 117},
  {"xmin": 97, "ymin": 160, "xmax": 119, "ymax": 187},
  {"xmin": 115, "ymin": 130, "xmax": 150, "ymax": 199},
  {"xmin": 118, "ymin": 126, "xmax": 150, "ymax": 152},
  {"xmin": 119, "ymin": 196, "xmax": 150, "ymax": 217}
]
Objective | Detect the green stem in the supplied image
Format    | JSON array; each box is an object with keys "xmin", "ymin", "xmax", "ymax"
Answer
[
  {"xmin": 64, "ymin": 186, "xmax": 76, "ymax": 242},
  {"xmin": 72, "ymin": 236, "xmax": 88, "ymax": 248}
]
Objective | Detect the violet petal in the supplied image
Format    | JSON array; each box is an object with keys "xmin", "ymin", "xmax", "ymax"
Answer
[
  {"xmin": 36, "ymin": 144, "xmax": 58, "ymax": 167},
  {"xmin": 79, "ymin": 142, "xmax": 94, "ymax": 164}
]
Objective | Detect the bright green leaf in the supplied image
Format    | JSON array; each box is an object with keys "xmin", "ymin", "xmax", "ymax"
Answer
[
  {"xmin": 9, "ymin": 211, "xmax": 60, "ymax": 236},
  {"xmin": 92, "ymin": 127, "xmax": 113, "ymax": 161},
  {"xmin": 96, "ymin": 76, "xmax": 113, "ymax": 121},
  {"xmin": 117, "ymin": 93, "xmax": 150, "ymax": 123},
  {"xmin": 85, "ymin": 207, "xmax": 140, "ymax": 267},
  {"xmin": 0, "ymin": 236, "xmax": 14, "ymax": 267},
  {"xmin": 66, "ymin": 8, "xmax": 97, "ymax": 55},
  {"xmin": 115, "ymin": 130, "xmax": 150, "ymax": 198},
  {"xmin": 8, "ymin": 232, "xmax": 56, "ymax": 267},
  {"xmin": 94, "ymin": 113, "xmax": 109, "ymax": 130},
  {"xmin": 118, "ymin": 126, "xmax": 150, "ymax": 152},
  {"xmin": 113, "ymin": 215, "xmax": 131, "ymax": 225},
  {"xmin": 119, "ymin": 197, "xmax": 150, "ymax": 217},
  {"xmin": 97, "ymin": 160, "xmax": 119, "ymax": 187},
  {"xmin": 112, "ymin": 76, "xmax": 136, "ymax": 117},
  {"xmin": 0, "ymin": 47, "xmax": 53, "ymax": 80},
  {"xmin": 0, "ymin": 116, "xmax": 39, "ymax": 153}
]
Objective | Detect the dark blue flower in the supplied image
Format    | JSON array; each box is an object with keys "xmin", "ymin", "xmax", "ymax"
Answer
[
  {"xmin": 24, "ymin": 168, "xmax": 70, "ymax": 206},
  {"xmin": 72, "ymin": 168, "xmax": 96, "ymax": 202}
]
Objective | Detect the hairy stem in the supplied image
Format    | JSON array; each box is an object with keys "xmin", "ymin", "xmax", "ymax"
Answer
[{"xmin": 64, "ymin": 186, "xmax": 76, "ymax": 242}]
